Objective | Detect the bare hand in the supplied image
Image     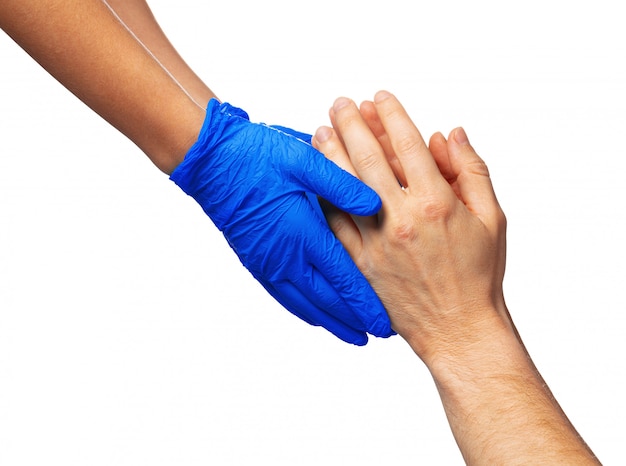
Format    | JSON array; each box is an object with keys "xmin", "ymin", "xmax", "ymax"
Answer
[{"xmin": 312, "ymin": 91, "xmax": 508, "ymax": 364}]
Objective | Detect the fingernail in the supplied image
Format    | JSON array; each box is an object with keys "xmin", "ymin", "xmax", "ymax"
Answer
[
  {"xmin": 314, "ymin": 126, "xmax": 332, "ymax": 143},
  {"xmin": 333, "ymin": 97, "xmax": 351, "ymax": 111},
  {"xmin": 454, "ymin": 127, "xmax": 469, "ymax": 145},
  {"xmin": 374, "ymin": 90, "xmax": 393, "ymax": 103}
]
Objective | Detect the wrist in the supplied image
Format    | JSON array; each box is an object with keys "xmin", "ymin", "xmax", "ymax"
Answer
[
  {"xmin": 426, "ymin": 316, "xmax": 532, "ymax": 397},
  {"xmin": 401, "ymin": 299, "xmax": 517, "ymax": 370},
  {"xmin": 151, "ymin": 103, "xmax": 206, "ymax": 175},
  {"xmin": 422, "ymin": 309, "xmax": 600, "ymax": 464}
]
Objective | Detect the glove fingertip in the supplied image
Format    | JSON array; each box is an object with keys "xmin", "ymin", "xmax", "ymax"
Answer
[
  {"xmin": 349, "ymin": 333, "xmax": 369, "ymax": 346},
  {"xmin": 365, "ymin": 297, "xmax": 395, "ymax": 338},
  {"xmin": 325, "ymin": 171, "xmax": 382, "ymax": 217},
  {"xmin": 369, "ymin": 314, "xmax": 396, "ymax": 339},
  {"xmin": 346, "ymin": 277, "xmax": 394, "ymax": 339},
  {"xmin": 349, "ymin": 187, "xmax": 382, "ymax": 217}
]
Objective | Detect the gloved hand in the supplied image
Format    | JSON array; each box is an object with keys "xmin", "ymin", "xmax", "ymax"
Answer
[
  {"xmin": 170, "ymin": 99, "xmax": 394, "ymax": 345},
  {"xmin": 269, "ymin": 125, "xmax": 313, "ymax": 144}
]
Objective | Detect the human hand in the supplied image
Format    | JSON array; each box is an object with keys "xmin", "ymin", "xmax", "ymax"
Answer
[
  {"xmin": 312, "ymin": 91, "xmax": 508, "ymax": 362},
  {"xmin": 170, "ymin": 99, "xmax": 394, "ymax": 345},
  {"xmin": 312, "ymin": 92, "xmax": 602, "ymax": 465}
]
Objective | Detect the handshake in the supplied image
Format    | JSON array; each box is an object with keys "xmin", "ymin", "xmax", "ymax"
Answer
[
  {"xmin": 171, "ymin": 90, "xmax": 506, "ymax": 357},
  {"xmin": 171, "ymin": 91, "xmax": 598, "ymax": 464},
  {"xmin": 2, "ymin": 0, "xmax": 600, "ymax": 460}
]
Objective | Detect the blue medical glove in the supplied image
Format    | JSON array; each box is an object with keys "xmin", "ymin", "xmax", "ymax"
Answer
[
  {"xmin": 270, "ymin": 125, "xmax": 312, "ymax": 144},
  {"xmin": 268, "ymin": 126, "xmax": 326, "ymax": 219},
  {"xmin": 170, "ymin": 99, "xmax": 393, "ymax": 345}
]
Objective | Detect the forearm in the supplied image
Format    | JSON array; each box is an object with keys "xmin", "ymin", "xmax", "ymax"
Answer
[
  {"xmin": 422, "ymin": 311, "xmax": 600, "ymax": 465},
  {"xmin": 0, "ymin": 0, "xmax": 204, "ymax": 173},
  {"xmin": 103, "ymin": 0, "xmax": 216, "ymax": 108}
]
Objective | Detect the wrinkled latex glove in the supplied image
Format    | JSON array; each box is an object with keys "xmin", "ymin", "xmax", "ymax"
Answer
[
  {"xmin": 170, "ymin": 99, "xmax": 394, "ymax": 345},
  {"xmin": 268, "ymin": 125, "xmax": 324, "ymax": 219},
  {"xmin": 269, "ymin": 125, "xmax": 312, "ymax": 144}
]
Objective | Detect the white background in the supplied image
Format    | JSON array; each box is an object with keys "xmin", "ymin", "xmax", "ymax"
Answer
[{"xmin": 1, "ymin": 1, "xmax": 624, "ymax": 464}]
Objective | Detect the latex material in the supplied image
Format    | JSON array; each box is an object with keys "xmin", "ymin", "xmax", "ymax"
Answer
[{"xmin": 170, "ymin": 99, "xmax": 393, "ymax": 345}]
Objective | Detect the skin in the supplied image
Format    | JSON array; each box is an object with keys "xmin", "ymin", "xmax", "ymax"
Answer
[
  {"xmin": 0, "ymin": 0, "xmax": 209, "ymax": 174},
  {"xmin": 0, "ymin": 2, "xmax": 600, "ymax": 461},
  {"xmin": 312, "ymin": 91, "xmax": 600, "ymax": 465},
  {"xmin": 102, "ymin": 0, "xmax": 216, "ymax": 108}
]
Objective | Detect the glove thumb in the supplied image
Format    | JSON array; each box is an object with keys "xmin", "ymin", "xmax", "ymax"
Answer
[{"xmin": 296, "ymin": 147, "xmax": 382, "ymax": 217}]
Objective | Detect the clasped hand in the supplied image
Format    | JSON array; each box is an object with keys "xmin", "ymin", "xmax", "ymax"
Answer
[{"xmin": 312, "ymin": 91, "xmax": 508, "ymax": 363}]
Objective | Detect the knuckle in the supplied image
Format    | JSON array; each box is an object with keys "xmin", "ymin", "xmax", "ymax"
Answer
[
  {"xmin": 357, "ymin": 149, "xmax": 384, "ymax": 172},
  {"xmin": 466, "ymin": 155, "xmax": 491, "ymax": 177},
  {"xmin": 336, "ymin": 109, "xmax": 363, "ymax": 131},
  {"xmin": 389, "ymin": 216, "xmax": 419, "ymax": 244},
  {"xmin": 419, "ymin": 195, "xmax": 453, "ymax": 222},
  {"xmin": 393, "ymin": 132, "xmax": 422, "ymax": 157}
]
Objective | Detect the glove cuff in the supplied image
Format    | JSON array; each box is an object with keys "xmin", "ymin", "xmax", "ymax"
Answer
[{"xmin": 169, "ymin": 99, "xmax": 252, "ymax": 230}]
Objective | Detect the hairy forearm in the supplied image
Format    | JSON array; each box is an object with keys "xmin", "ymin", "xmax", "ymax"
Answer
[
  {"xmin": 422, "ymin": 312, "xmax": 600, "ymax": 465},
  {"xmin": 0, "ymin": 0, "xmax": 204, "ymax": 173}
]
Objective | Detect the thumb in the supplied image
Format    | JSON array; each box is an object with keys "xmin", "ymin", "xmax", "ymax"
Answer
[{"xmin": 296, "ymin": 145, "xmax": 382, "ymax": 217}]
